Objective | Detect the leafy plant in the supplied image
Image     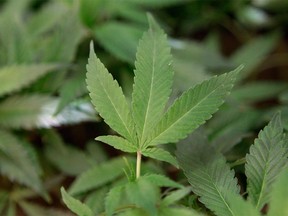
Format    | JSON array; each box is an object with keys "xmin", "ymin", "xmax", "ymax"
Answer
[
  {"xmin": 62, "ymin": 15, "xmax": 241, "ymax": 215},
  {"xmin": 176, "ymin": 112, "xmax": 288, "ymax": 216}
]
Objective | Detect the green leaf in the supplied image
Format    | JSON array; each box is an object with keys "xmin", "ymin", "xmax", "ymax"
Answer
[
  {"xmin": 268, "ymin": 168, "xmax": 288, "ymax": 216},
  {"xmin": 132, "ymin": 16, "xmax": 173, "ymax": 145},
  {"xmin": 123, "ymin": 0, "xmax": 190, "ymax": 7},
  {"xmin": 162, "ymin": 187, "xmax": 192, "ymax": 206},
  {"xmin": 118, "ymin": 208, "xmax": 148, "ymax": 216},
  {"xmin": 86, "ymin": 43, "xmax": 136, "ymax": 143},
  {"xmin": 142, "ymin": 174, "xmax": 183, "ymax": 188},
  {"xmin": 69, "ymin": 157, "xmax": 125, "ymax": 195},
  {"xmin": 105, "ymin": 185, "xmax": 124, "ymax": 216},
  {"xmin": 226, "ymin": 193, "xmax": 261, "ymax": 216},
  {"xmin": 19, "ymin": 201, "xmax": 70, "ymax": 216},
  {"xmin": 54, "ymin": 73, "xmax": 87, "ymax": 115},
  {"xmin": 230, "ymin": 34, "xmax": 278, "ymax": 80},
  {"xmin": 0, "ymin": 191, "xmax": 8, "ymax": 214},
  {"xmin": 176, "ymin": 131, "xmax": 240, "ymax": 216},
  {"xmin": 0, "ymin": 130, "xmax": 45, "ymax": 196},
  {"xmin": 125, "ymin": 178, "xmax": 158, "ymax": 215},
  {"xmin": 141, "ymin": 147, "xmax": 178, "ymax": 167},
  {"xmin": 6, "ymin": 202, "xmax": 16, "ymax": 216},
  {"xmin": 96, "ymin": 136, "xmax": 137, "ymax": 153},
  {"xmin": 43, "ymin": 130, "xmax": 92, "ymax": 176},
  {"xmin": 159, "ymin": 207, "xmax": 203, "ymax": 216},
  {"xmin": 0, "ymin": 64, "xmax": 58, "ymax": 97},
  {"xmin": 94, "ymin": 22, "xmax": 143, "ymax": 63},
  {"xmin": 230, "ymin": 81, "xmax": 288, "ymax": 103},
  {"xmin": 245, "ymin": 112, "xmax": 288, "ymax": 210},
  {"xmin": 61, "ymin": 187, "xmax": 93, "ymax": 216},
  {"xmin": 84, "ymin": 187, "xmax": 108, "ymax": 214},
  {"xmin": 42, "ymin": 12, "xmax": 85, "ymax": 63},
  {"xmin": 147, "ymin": 66, "xmax": 241, "ymax": 146}
]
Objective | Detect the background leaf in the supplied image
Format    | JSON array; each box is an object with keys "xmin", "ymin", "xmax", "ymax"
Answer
[
  {"xmin": 147, "ymin": 67, "xmax": 241, "ymax": 146},
  {"xmin": 0, "ymin": 64, "xmax": 58, "ymax": 97},
  {"xmin": 245, "ymin": 113, "xmax": 288, "ymax": 210},
  {"xmin": 61, "ymin": 187, "xmax": 93, "ymax": 216},
  {"xmin": 176, "ymin": 131, "xmax": 240, "ymax": 216},
  {"xmin": 68, "ymin": 157, "xmax": 125, "ymax": 195},
  {"xmin": 0, "ymin": 130, "xmax": 45, "ymax": 196},
  {"xmin": 268, "ymin": 168, "xmax": 288, "ymax": 216}
]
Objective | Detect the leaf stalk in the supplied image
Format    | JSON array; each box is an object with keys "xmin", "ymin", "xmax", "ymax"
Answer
[{"xmin": 136, "ymin": 151, "xmax": 142, "ymax": 179}]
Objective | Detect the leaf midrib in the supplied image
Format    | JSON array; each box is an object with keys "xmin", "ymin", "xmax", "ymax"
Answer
[
  {"xmin": 204, "ymin": 167, "xmax": 236, "ymax": 216},
  {"xmin": 94, "ymin": 66, "xmax": 134, "ymax": 142},
  {"xmin": 140, "ymin": 32, "xmax": 157, "ymax": 145}
]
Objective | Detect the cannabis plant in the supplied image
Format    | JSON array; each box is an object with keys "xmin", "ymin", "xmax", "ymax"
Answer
[{"xmin": 61, "ymin": 15, "xmax": 242, "ymax": 215}]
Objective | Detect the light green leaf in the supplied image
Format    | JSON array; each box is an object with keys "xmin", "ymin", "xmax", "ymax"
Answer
[
  {"xmin": 105, "ymin": 185, "xmax": 124, "ymax": 216},
  {"xmin": 0, "ymin": 130, "xmax": 45, "ymax": 196},
  {"xmin": 43, "ymin": 130, "xmax": 92, "ymax": 176},
  {"xmin": 142, "ymin": 174, "xmax": 183, "ymax": 188},
  {"xmin": 159, "ymin": 207, "xmax": 204, "ymax": 216},
  {"xmin": 230, "ymin": 81, "xmax": 288, "ymax": 103},
  {"xmin": 118, "ymin": 208, "xmax": 148, "ymax": 216},
  {"xmin": 96, "ymin": 135, "xmax": 137, "ymax": 153},
  {"xmin": 94, "ymin": 22, "xmax": 143, "ymax": 63},
  {"xmin": 85, "ymin": 187, "xmax": 108, "ymax": 214},
  {"xmin": 268, "ymin": 168, "xmax": 288, "ymax": 216},
  {"xmin": 162, "ymin": 187, "xmax": 192, "ymax": 206},
  {"xmin": 132, "ymin": 15, "xmax": 173, "ymax": 145},
  {"xmin": 245, "ymin": 112, "xmax": 288, "ymax": 210},
  {"xmin": 6, "ymin": 202, "xmax": 16, "ymax": 216},
  {"xmin": 147, "ymin": 66, "xmax": 241, "ymax": 146},
  {"xmin": 69, "ymin": 157, "xmax": 125, "ymax": 195},
  {"xmin": 141, "ymin": 147, "xmax": 178, "ymax": 167},
  {"xmin": 61, "ymin": 187, "xmax": 93, "ymax": 216},
  {"xmin": 86, "ymin": 43, "xmax": 136, "ymax": 142},
  {"xmin": 123, "ymin": 0, "xmax": 190, "ymax": 7},
  {"xmin": 54, "ymin": 73, "xmax": 87, "ymax": 115},
  {"xmin": 226, "ymin": 193, "xmax": 261, "ymax": 216},
  {"xmin": 19, "ymin": 201, "xmax": 70, "ymax": 216},
  {"xmin": 41, "ymin": 11, "xmax": 85, "ymax": 63},
  {"xmin": 0, "ymin": 64, "xmax": 58, "ymax": 97},
  {"xmin": 176, "ymin": 131, "xmax": 240, "ymax": 216},
  {"xmin": 125, "ymin": 178, "xmax": 158, "ymax": 215},
  {"xmin": 230, "ymin": 34, "xmax": 278, "ymax": 80}
]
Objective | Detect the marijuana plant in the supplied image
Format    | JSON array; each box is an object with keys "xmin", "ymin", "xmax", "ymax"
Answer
[
  {"xmin": 176, "ymin": 112, "xmax": 288, "ymax": 216},
  {"xmin": 62, "ymin": 16, "xmax": 242, "ymax": 215}
]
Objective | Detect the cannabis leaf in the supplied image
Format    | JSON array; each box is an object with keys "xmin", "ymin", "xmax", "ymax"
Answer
[
  {"xmin": 132, "ymin": 15, "xmax": 173, "ymax": 145},
  {"xmin": 146, "ymin": 67, "xmax": 241, "ymax": 147},
  {"xmin": 86, "ymin": 15, "xmax": 241, "ymax": 176},
  {"xmin": 0, "ymin": 130, "xmax": 45, "ymax": 196},
  {"xmin": 0, "ymin": 64, "xmax": 58, "ymax": 97},
  {"xmin": 245, "ymin": 112, "xmax": 288, "ymax": 210},
  {"xmin": 226, "ymin": 193, "xmax": 261, "ymax": 216},
  {"xmin": 69, "ymin": 157, "xmax": 126, "ymax": 195},
  {"xmin": 86, "ymin": 43, "xmax": 136, "ymax": 143},
  {"xmin": 176, "ymin": 131, "xmax": 240, "ymax": 216},
  {"xmin": 61, "ymin": 187, "xmax": 93, "ymax": 216},
  {"xmin": 268, "ymin": 168, "xmax": 288, "ymax": 216}
]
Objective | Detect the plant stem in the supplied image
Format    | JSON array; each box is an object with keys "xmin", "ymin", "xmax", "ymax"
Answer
[{"xmin": 136, "ymin": 151, "xmax": 142, "ymax": 179}]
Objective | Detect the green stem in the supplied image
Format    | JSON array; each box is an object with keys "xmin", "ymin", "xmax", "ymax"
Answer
[{"xmin": 136, "ymin": 151, "xmax": 142, "ymax": 179}]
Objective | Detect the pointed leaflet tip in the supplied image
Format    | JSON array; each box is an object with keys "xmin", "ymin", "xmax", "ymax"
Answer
[
  {"xmin": 147, "ymin": 13, "xmax": 161, "ymax": 32},
  {"xmin": 89, "ymin": 41, "xmax": 95, "ymax": 58}
]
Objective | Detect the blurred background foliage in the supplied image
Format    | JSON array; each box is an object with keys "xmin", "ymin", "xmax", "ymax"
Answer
[{"xmin": 0, "ymin": 0, "xmax": 288, "ymax": 215}]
